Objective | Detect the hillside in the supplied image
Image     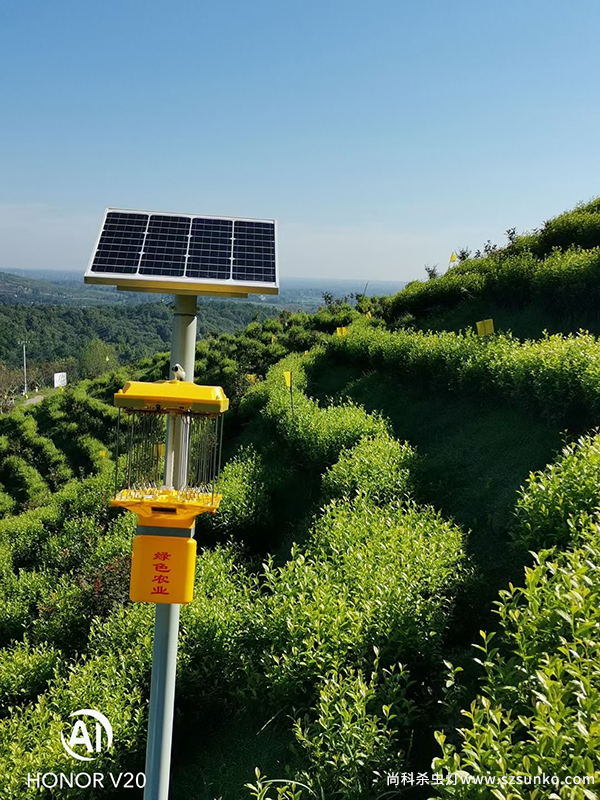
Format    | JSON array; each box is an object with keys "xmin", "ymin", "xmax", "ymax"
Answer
[
  {"xmin": 0, "ymin": 301, "xmax": 278, "ymax": 372},
  {"xmin": 375, "ymin": 197, "xmax": 600, "ymax": 338},
  {"xmin": 0, "ymin": 200, "xmax": 599, "ymax": 799}
]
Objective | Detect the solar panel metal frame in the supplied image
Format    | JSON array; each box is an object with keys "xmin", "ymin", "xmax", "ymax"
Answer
[{"xmin": 84, "ymin": 208, "xmax": 279, "ymax": 298}]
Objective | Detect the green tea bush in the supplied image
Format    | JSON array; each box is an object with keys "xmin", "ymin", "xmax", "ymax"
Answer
[
  {"xmin": 387, "ymin": 269, "xmax": 488, "ymax": 320},
  {"xmin": 38, "ymin": 514, "xmax": 103, "ymax": 573},
  {"xmin": 0, "ymin": 633, "xmax": 150, "ymax": 799},
  {"xmin": 327, "ymin": 323, "xmax": 600, "ymax": 423},
  {"xmin": 0, "ymin": 570, "xmax": 55, "ymax": 646},
  {"xmin": 30, "ymin": 577, "xmax": 94, "ymax": 651},
  {"xmin": 0, "ymin": 489, "xmax": 15, "ymax": 518},
  {"xmin": 291, "ymin": 655, "xmax": 413, "ymax": 800},
  {"xmin": 536, "ymin": 206, "xmax": 600, "ymax": 254},
  {"xmin": 0, "ymin": 639, "xmax": 61, "ymax": 714},
  {"xmin": 62, "ymin": 387, "xmax": 118, "ymax": 441},
  {"xmin": 0, "ymin": 411, "xmax": 72, "ymax": 490},
  {"xmin": 432, "ymin": 527, "xmax": 600, "ymax": 797},
  {"xmin": 321, "ymin": 434, "xmax": 417, "ymax": 506},
  {"xmin": 178, "ymin": 545, "xmax": 259, "ymax": 709},
  {"xmin": 258, "ymin": 354, "xmax": 389, "ymax": 471},
  {"xmin": 513, "ymin": 433, "xmax": 600, "ymax": 551},
  {"xmin": 381, "ymin": 201, "xmax": 600, "ymax": 325},
  {"xmin": 72, "ymin": 433, "xmax": 111, "ymax": 474},
  {"xmin": 0, "ymin": 468, "xmax": 113, "ymax": 570},
  {"xmin": 255, "ymin": 498, "xmax": 465, "ymax": 708},
  {"xmin": 195, "ymin": 446, "xmax": 271, "ymax": 540},
  {"xmin": 0, "ymin": 456, "xmax": 49, "ymax": 510}
]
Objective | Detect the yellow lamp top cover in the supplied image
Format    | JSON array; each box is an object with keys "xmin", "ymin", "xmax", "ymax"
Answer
[{"xmin": 114, "ymin": 380, "xmax": 229, "ymax": 413}]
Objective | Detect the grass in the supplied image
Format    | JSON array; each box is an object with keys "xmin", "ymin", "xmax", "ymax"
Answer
[
  {"xmin": 171, "ymin": 711, "xmax": 296, "ymax": 800},
  {"xmin": 418, "ymin": 296, "xmax": 600, "ymax": 339}
]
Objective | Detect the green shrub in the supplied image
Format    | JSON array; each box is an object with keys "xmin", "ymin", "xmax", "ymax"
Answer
[
  {"xmin": 513, "ymin": 433, "xmax": 600, "ymax": 551},
  {"xmin": 291, "ymin": 655, "xmax": 414, "ymax": 800},
  {"xmin": 537, "ymin": 208, "xmax": 600, "ymax": 254},
  {"xmin": 0, "ymin": 412, "xmax": 72, "ymax": 490},
  {"xmin": 178, "ymin": 545, "xmax": 259, "ymax": 709},
  {"xmin": 379, "ymin": 200, "xmax": 600, "ymax": 325},
  {"xmin": 195, "ymin": 446, "xmax": 271, "ymax": 540},
  {"xmin": 30, "ymin": 578, "xmax": 93, "ymax": 652},
  {"xmin": 39, "ymin": 514, "xmax": 103, "ymax": 573},
  {"xmin": 0, "ymin": 489, "xmax": 15, "ymax": 518},
  {"xmin": 72, "ymin": 433, "xmax": 111, "ymax": 474},
  {"xmin": 0, "ymin": 640, "xmax": 61, "ymax": 714},
  {"xmin": 0, "ymin": 636, "xmax": 150, "ymax": 798},
  {"xmin": 326, "ymin": 323, "xmax": 600, "ymax": 423},
  {"xmin": 322, "ymin": 434, "xmax": 416, "ymax": 505},
  {"xmin": 259, "ymin": 354, "xmax": 389, "ymax": 471},
  {"xmin": 0, "ymin": 456, "xmax": 49, "ymax": 510},
  {"xmin": 0, "ymin": 570, "xmax": 55, "ymax": 646},
  {"xmin": 432, "ymin": 526, "xmax": 600, "ymax": 797},
  {"xmin": 254, "ymin": 498, "xmax": 465, "ymax": 708},
  {"xmin": 0, "ymin": 469, "xmax": 113, "ymax": 570}
]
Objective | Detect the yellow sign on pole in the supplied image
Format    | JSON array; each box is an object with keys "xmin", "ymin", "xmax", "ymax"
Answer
[
  {"xmin": 336, "ymin": 326, "xmax": 348, "ymax": 337},
  {"xmin": 283, "ymin": 370, "xmax": 292, "ymax": 388},
  {"xmin": 130, "ymin": 535, "xmax": 196, "ymax": 604},
  {"xmin": 151, "ymin": 443, "xmax": 166, "ymax": 459},
  {"xmin": 476, "ymin": 319, "xmax": 495, "ymax": 336},
  {"xmin": 365, "ymin": 311, "xmax": 372, "ymax": 319}
]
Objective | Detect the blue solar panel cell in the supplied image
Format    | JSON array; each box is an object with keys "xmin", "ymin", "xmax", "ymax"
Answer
[
  {"xmin": 186, "ymin": 218, "xmax": 232, "ymax": 280},
  {"xmin": 90, "ymin": 211, "xmax": 148, "ymax": 273},
  {"xmin": 232, "ymin": 220, "xmax": 276, "ymax": 282},
  {"xmin": 139, "ymin": 215, "xmax": 190, "ymax": 277}
]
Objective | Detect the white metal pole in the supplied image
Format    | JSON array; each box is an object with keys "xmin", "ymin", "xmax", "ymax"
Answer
[
  {"xmin": 144, "ymin": 294, "xmax": 197, "ymax": 800},
  {"xmin": 20, "ymin": 341, "xmax": 27, "ymax": 396}
]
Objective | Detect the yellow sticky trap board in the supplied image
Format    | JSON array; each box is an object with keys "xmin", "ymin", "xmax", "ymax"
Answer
[
  {"xmin": 336, "ymin": 326, "xmax": 348, "ymax": 336},
  {"xmin": 365, "ymin": 311, "xmax": 372, "ymax": 319},
  {"xmin": 476, "ymin": 319, "xmax": 495, "ymax": 336},
  {"xmin": 130, "ymin": 535, "xmax": 196, "ymax": 604},
  {"xmin": 283, "ymin": 370, "xmax": 292, "ymax": 388}
]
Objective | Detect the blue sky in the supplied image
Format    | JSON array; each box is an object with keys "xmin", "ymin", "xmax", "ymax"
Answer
[{"xmin": 1, "ymin": 0, "xmax": 599, "ymax": 281}]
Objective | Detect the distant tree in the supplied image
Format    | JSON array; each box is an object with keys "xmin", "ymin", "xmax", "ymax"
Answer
[
  {"xmin": 457, "ymin": 247, "xmax": 471, "ymax": 262},
  {"xmin": 0, "ymin": 364, "xmax": 21, "ymax": 411},
  {"xmin": 424, "ymin": 265, "xmax": 439, "ymax": 280},
  {"xmin": 321, "ymin": 292, "xmax": 334, "ymax": 308},
  {"xmin": 79, "ymin": 339, "xmax": 118, "ymax": 379},
  {"xmin": 505, "ymin": 227, "xmax": 517, "ymax": 244}
]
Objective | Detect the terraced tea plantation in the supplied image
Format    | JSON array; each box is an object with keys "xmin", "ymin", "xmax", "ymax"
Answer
[{"xmin": 2, "ymin": 199, "xmax": 600, "ymax": 799}]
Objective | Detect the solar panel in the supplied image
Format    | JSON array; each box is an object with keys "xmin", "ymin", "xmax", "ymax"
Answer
[{"xmin": 84, "ymin": 208, "xmax": 278, "ymax": 297}]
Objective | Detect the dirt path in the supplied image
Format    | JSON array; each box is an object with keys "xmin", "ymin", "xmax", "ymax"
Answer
[{"xmin": 23, "ymin": 394, "xmax": 44, "ymax": 406}]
